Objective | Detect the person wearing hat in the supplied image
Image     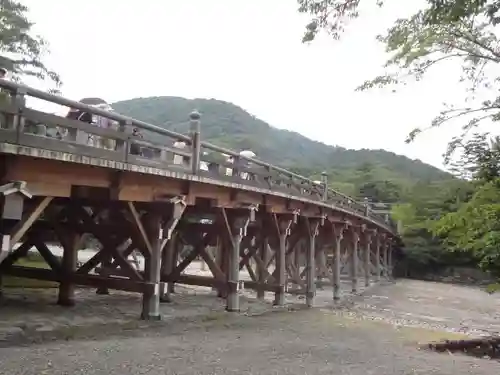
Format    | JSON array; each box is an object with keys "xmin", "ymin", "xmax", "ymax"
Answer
[{"xmin": 130, "ymin": 127, "xmax": 143, "ymax": 156}]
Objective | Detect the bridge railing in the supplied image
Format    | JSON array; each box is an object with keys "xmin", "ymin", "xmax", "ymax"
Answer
[{"xmin": 0, "ymin": 79, "xmax": 393, "ymax": 231}]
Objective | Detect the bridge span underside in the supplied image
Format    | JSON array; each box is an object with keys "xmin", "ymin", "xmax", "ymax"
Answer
[{"xmin": 0, "ymin": 79, "xmax": 396, "ymax": 320}]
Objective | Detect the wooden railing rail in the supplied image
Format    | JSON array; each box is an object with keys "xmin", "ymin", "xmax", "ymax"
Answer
[{"xmin": 0, "ymin": 79, "xmax": 394, "ymax": 232}]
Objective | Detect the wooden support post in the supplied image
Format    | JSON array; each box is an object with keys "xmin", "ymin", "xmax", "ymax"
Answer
[
  {"xmin": 332, "ymin": 224, "xmax": 346, "ymax": 302},
  {"xmin": 159, "ymin": 198, "xmax": 186, "ymax": 302},
  {"xmin": 306, "ymin": 218, "xmax": 320, "ymax": 307},
  {"xmin": 226, "ymin": 215, "xmax": 250, "ymax": 312},
  {"xmin": 57, "ymin": 226, "xmax": 80, "ymax": 306},
  {"xmin": 350, "ymin": 230, "xmax": 360, "ymax": 293},
  {"xmin": 383, "ymin": 239, "xmax": 388, "ymax": 279},
  {"xmin": 274, "ymin": 216, "xmax": 293, "ymax": 306},
  {"xmin": 257, "ymin": 235, "xmax": 268, "ymax": 299},
  {"xmin": 141, "ymin": 211, "xmax": 162, "ymax": 320},
  {"xmin": 364, "ymin": 229, "xmax": 372, "ymax": 288},
  {"xmin": 388, "ymin": 241, "xmax": 393, "ymax": 279},
  {"xmin": 375, "ymin": 235, "xmax": 381, "ymax": 282},
  {"xmin": 160, "ymin": 232, "xmax": 176, "ymax": 302}
]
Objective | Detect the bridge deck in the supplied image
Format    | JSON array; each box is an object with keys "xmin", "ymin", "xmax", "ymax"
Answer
[{"xmin": 0, "ymin": 79, "xmax": 397, "ymax": 320}]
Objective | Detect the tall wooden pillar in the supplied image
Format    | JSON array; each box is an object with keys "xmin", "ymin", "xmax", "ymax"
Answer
[
  {"xmin": 158, "ymin": 198, "xmax": 186, "ymax": 302},
  {"xmin": 257, "ymin": 235, "xmax": 268, "ymax": 299},
  {"xmin": 332, "ymin": 223, "xmax": 346, "ymax": 302},
  {"xmin": 57, "ymin": 227, "xmax": 80, "ymax": 306},
  {"xmin": 375, "ymin": 235, "xmax": 381, "ymax": 282},
  {"xmin": 383, "ymin": 239, "xmax": 388, "ymax": 279},
  {"xmin": 160, "ymin": 231, "xmax": 177, "ymax": 302},
  {"xmin": 227, "ymin": 215, "xmax": 249, "ymax": 312},
  {"xmin": 364, "ymin": 229, "xmax": 372, "ymax": 288},
  {"xmin": 141, "ymin": 211, "xmax": 162, "ymax": 320},
  {"xmin": 274, "ymin": 216, "xmax": 293, "ymax": 306},
  {"xmin": 388, "ymin": 241, "xmax": 393, "ymax": 279},
  {"xmin": 305, "ymin": 218, "xmax": 320, "ymax": 308},
  {"xmin": 350, "ymin": 230, "xmax": 359, "ymax": 293}
]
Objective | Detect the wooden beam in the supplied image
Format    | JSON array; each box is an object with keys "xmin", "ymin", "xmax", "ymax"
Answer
[{"xmin": 9, "ymin": 196, "xmax": 53, "ymax": 247}]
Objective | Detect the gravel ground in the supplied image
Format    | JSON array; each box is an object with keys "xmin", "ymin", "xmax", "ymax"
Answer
[
  {"xmin": 347, "ymin": 279, "xmax": 500, "ymax": 336},
  {"xmin": 0, "ymin": 279, "xmax": 499, "ymax": 374},
  {"xmin": 0, "ymin": 308, "xmax": 493, "ymax": 375}
]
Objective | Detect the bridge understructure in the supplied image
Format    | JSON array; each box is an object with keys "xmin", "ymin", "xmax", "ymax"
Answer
[{"xmin": 0, "ymin": 79, "xmax": 397, "ymax": 320}]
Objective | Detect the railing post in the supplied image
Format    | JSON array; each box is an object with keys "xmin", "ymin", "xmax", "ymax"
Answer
[
  {"xmin": 189, "ymin": 110, "xmax": 201, "ymax": 175},
  {"xmin": 11, "ymin": 88, "xmax": 27, "ymax": 141},
  {"xmin": 116, "ymin": 119, "xmax": 131, "ymax": 162},
  {"xmin": 321, "ymin": 171, "xmax": 328, "ymax": 200}
]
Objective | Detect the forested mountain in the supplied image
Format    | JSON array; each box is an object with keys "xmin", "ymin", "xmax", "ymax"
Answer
[{"xmin": 112, "ymin": 96, "xmax": 453, "ymax": 197}]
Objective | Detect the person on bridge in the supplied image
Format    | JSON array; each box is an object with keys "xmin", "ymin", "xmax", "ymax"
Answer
[
  {"xmin": 130, "ymin": 127, "xmax": 144, "ymax": 156},
  {"xmin": 92, "ymin": 102, "xmax": 117, "ymax": 150},
  {"xmin": 237, "ymin": 150, "xmax": 256, "ymax": 180}
]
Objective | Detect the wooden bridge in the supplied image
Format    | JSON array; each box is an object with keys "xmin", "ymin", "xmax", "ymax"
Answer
[{"xmin": 0, "ymin": 79, "xmax": 398, "ymax": 320}]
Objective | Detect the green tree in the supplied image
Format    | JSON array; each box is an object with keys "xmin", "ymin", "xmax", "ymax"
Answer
[
  {"xmin": 433, "ymin": 179, "xmax": 500, "ymax": 277},
  {"xmin": 449, "ymin": 133, "xmax": 500, "ymax": 181},
  {"xmin": 0, "ymin": 0, "xmax": 61, "ymax": 89}
]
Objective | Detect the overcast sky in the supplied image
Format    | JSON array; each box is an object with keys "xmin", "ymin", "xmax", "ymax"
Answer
[{"xmin": 22, "ymin": 0, "xmax": 475, "ymax": 169}]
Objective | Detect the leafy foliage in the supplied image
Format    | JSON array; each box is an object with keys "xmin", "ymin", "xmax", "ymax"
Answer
[
  {"xmin": 0, "ymin": 0, "xmax": 61, "ymax": 89},
  {"xmin": 433, "ymin": 180, "xmax": 500, "ymax": 277}
]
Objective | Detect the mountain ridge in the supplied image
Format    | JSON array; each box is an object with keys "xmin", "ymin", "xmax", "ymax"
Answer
[{"xmin": 111, "ymin": 96, "xmax": 452, "ymax": 196}]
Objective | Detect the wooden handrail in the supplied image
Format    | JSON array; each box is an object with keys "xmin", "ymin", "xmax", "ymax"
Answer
[{"xmin": 0, "ymin": 79, "xmax": 395, "ymax": 232}]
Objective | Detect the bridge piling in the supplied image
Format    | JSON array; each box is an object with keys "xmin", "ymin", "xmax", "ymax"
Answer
[
  {"xmin": 374, "ymin": 235, "xmax": 381, "ymax": 282},
  {"xmin": 332, "ymin": 223, "xmax": 345, "ymax": 301},
  {"xmin": 159, "ymin": 232, "xmax": 176, "ymax": 303},
  {"xmin": 226, "ymin": 212, "xmax": 251, "ymax": 312},
  {"xmin": 363, "ymin": 229, "xmax": 372, "ymax": 288},
  {"xmin": 305, "ymin": 218, "xmax": 320, "ymax": 307},
  {"xmin": 140, "ymin": 211, "xmax": 163, "ymax": 320},
  {"xmin": 273, "ymin": 215, "xmax": 293, "ymax": 306},
  {"xmin": 350, "ymin": 230, "xmax": 359, "ymax": 293},
  {"xmin": 256, "ymin": 235, "xmax": 268, "ymax": 299},
  {"xmin": 57, "ymin": 212, "xmax": 80, "ymax": 307}
]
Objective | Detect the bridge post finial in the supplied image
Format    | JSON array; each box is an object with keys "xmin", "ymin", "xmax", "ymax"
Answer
[
  {"xmin": 189, "ymin": 110, "xmax": 201, "ymax": 175},
  {"xmin": 320, "ymin": 171, "xmax": 328, "ymax": 201}
]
